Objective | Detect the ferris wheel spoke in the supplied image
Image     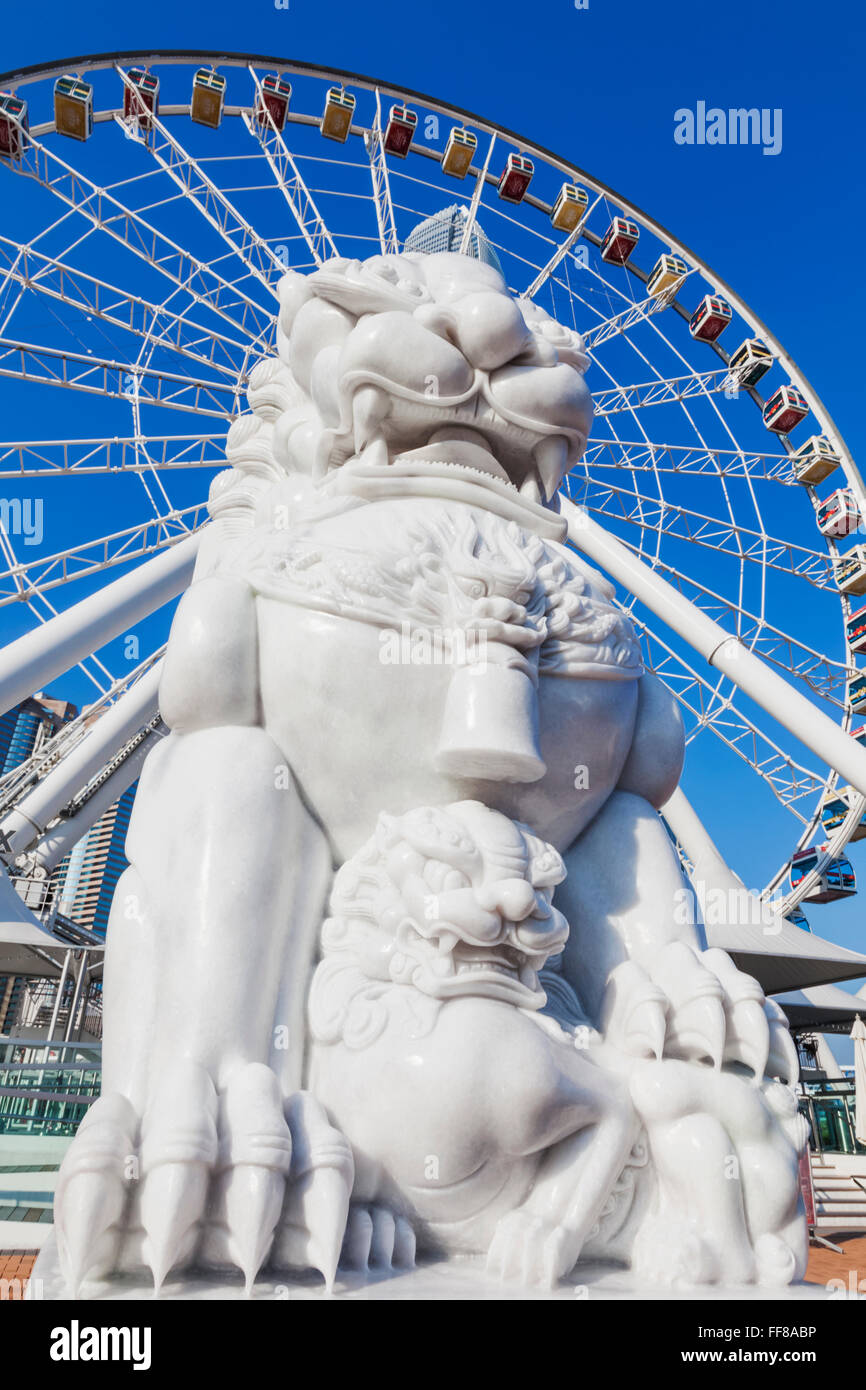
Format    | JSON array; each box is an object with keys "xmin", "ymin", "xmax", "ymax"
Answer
[
  {"xmin": 637, "ymin": 621, "xmax": 825, "ymax": 817},
  {"xmin": 115, "ymin": 68, "xmax": 285, "ymax": 296},
  {"xmin": 583, "ymin": 438, "xmax": 794, "ymax": 484},
  {"xmin": 582, "ymin": 272, "xmax": 699, "ymax": 351},
  {"xmin": 0, "ymin": 236, "xmax": 250, "ymax": 381},
  {"xmin": 521, "ymin": 194, "xmax": 604, "ymax": 301},
  {"xmin": 569, "ymin": 337, "xmax": 666, "ymax": 566},
  {"xmin": 0, "ymin": 503, "xmax": 209, "ymax": 607},
  {"xmin": 13, "ymin": 133, "xmax": 275, "ymax": 350},
  {"xmin": 240, "ymin": 69, "xmax": 338, "ymax": 267},
  {"xmin": 0, "ymin": 434, "xmax": 224, "ymax": 479},
  {"xmin": 566, "ymin": 475, "xmax": 834, "ymax": 589},
  {"xmin": 629, "ymin": 550, "xmax": 851, "ymax": 706},
  {"xmin": 363, "ymin": 90, "xmax": 400, "ymax": 257},
  {"xmin": 0, "ymin": 339, "xmax": 241, "ymax": 418},
  {"xmin": 592, "ymin": 368, "xmax": 733, "ymax": 416},
  {"xmin": 458, "ymin": 132, "xmax": 497, "ymax": 257}
]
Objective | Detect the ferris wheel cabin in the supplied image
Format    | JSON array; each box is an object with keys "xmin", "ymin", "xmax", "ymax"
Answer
[
  {"xmin": 786, "ymin": 906, "xmax": 811, "ymax": 933},
  {"xmin": 498, "ymin": 153, "xmax": 534, "ymax": 204},
  {"xmin": 600, "ymin": 216, "xmax": 639, "ymax": 265},
  {"xmin": 0, "ymin": 93, "xmax": 28, "ymax": 160},
  {"xmin": 123, "ymin": 68, "xmax": 159, "ymax": 130},
  {"xmin": 257, "ymin": 74, "xmax": 293, "ymax": 131},
  {"xmin": 647, "ymin": 254, "xmax": 688, "ymax": 298},
  {"xmin": 727, "ymin": 337, "xmax": 773, "ymax": 389},
  {"xmin": 817, "ymin": 489, "xmax": 860, "ymax": 538},
  {"xmin": 689, "ymin": 294, "xmax": 732, "ymax": 343},
  {"xmin": 836, "ymin": 547, "xmax": 866, "ymax": 595},
  {"xmin": 321, "ymin": 87, "xmax": 355, "ymax": 142},
  {"xmin": 848, "ymin": 674, "xmax": 866, "ymax": 714},
  {"xmin": 53, "ymin": 76, "xmax": 93, "ymax": 141},
  {"xmin": 793, "ymin": 435, "xmax": 841, "ymax": 485},
  {"xmin": 763, "ymin": 384, "xmax": 809, "ymax": 435},
  {"xmin": 384, "ymin": 105, "xmax": 417, "ymax": 157},
  {"xmin": 442, "ymin": 127, "xmax": 476, "ymax": 178},
  {"xmin": 847, "ymin": 603, "xmax": 866, "ymax": 655},
  {"xmin": 551, "ymin": 183, "xmax": 589, "ymax": 232},
  {"xmin": 789, "ymin": 846, "xmax": 856, "ymax": 903},
  {"xmin": 820, "ymin": 787, "xmax": 866, "ymax": 840},
  {"xmin": 191, "ymin": 69, "xmax": 226, "ymax": 129}
]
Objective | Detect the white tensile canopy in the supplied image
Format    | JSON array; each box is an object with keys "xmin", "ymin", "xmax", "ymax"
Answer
[{"xmin": 852, "ymin": 1014, "xmax": 866, "ymax": 1145}]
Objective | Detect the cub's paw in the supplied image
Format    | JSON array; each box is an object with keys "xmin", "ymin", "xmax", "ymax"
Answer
[{"xmin": 487, "ymin": 1209, "xmax": 571, "ymax": 1290}]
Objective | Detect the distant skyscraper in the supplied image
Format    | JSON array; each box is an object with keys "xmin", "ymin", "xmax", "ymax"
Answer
[
  {"xmin": 403, "ymin": 205, "xmax": 503, "ymax": 274},
  {"xmin": 0, "ymin": 692, "xmax": 78, "ymax": 1034},
  {"xmin": 54, "ymin": 781, "xmax": 138, "ymax": 938},
  {"xmin": 0, "ymin": 692, "xmax": 77, "ymax": 775}
]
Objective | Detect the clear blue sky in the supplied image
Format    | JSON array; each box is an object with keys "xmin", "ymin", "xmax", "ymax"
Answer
[{"xmin": 2, "ymin": 0, "xmax": 865, "ymax": 1045}]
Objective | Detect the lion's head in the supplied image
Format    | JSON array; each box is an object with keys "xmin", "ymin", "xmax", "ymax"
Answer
[
  {"xmin": 275, "ymin": 251, "xmax": 592, "ymax": 502},
  {"xmin": 207, "ymin": 249, "xmax": 594, "ymax": 546},
  {"xmin": 315, "ymin": 801, "xmax": 569, "ymax": 1018}
]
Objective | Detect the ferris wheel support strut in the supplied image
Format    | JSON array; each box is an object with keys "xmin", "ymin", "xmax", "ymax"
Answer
[
  {"xmin": 17, "ymin": 720, "xmax": 165, "ymax": 877},
  {"xmin": 0, "ymin": 531, "xmax": 200, "ymax": 719},
  {"xmin": 562, "ymin": 500, "xmax": 866, "ymax": 800},
  {"xmin": 0, "ymin": 662, "xmax": 162, "ymax": 856}
]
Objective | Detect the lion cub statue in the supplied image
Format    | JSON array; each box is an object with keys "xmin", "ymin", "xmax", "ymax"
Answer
[{"xmin": 309, "ymin": 799, "xmax": 638, "ymax": 1288}]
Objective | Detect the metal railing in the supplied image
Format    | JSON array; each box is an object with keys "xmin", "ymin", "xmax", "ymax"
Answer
[{"xmin": 0, "ymin": 1037, "xmax": 101, "ymax": 1137}]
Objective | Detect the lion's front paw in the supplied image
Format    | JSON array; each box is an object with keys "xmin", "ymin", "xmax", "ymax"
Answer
[
  {"xmin": 54, "ymin": 1062, "xmax": 353, "ymax": 1296},
  {"xmin": 602, "ymin": 942, "xmax": 796, "ymax": 1082},
  {"xmin": 487, "ymin": 1209, "xmax": 571, "ymax": 1290}
]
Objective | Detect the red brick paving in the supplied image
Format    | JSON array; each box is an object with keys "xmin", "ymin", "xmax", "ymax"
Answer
[
  {"xmin": 0, "ymin": 1250, "xmax": 37, "ymax": 1298},
  {"xmin": 804, "ymin": 1231, "xmax": 866, "ymax": 1291}
]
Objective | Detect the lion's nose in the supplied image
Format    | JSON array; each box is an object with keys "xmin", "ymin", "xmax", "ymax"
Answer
[
  {"xmin": 450, "ymin": 292, "xmax": 533, "ymax": 371},
  {"xmin": 477, "ymin": 878, "xmax": 537, "ymax": 922},
  {"xmin": 415, "ymin": 292, "xmax": 532, "ymax": 372}
]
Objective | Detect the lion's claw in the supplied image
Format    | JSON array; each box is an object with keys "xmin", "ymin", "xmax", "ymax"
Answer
[
  {"xmin": 487, "ymin": 1210, "xmax": 570, "ymax": 1290},
  {"xmin": 54, "ymin": 1066, "xmax": 354, "ymax": 1296}
]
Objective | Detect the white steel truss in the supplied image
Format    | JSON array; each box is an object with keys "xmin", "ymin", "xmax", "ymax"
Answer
[
  {"xmin": 562, "ymin": 473, "xmax": 835, "ymax": 590},
  {"xmin": 592, "ymin": 368, "xmax": 736, "ymax": 416},
  {"xmin": 0, "ymin": 504, "xmax": 209, "ymax": 606},
  {"xmin": 0, "ymin": 236, "xmax": 250, "ymax": 379},
  {"xmin": 9, "ymin": 131, "xmax": 275, "ymax": 348},
  {"xmin": 0, "ymin": 339, "xmax": 242, "ymax": 419},
  {"xmin": 240, "ymin": 70, "xmax": 338, "ymax": 267},
  {"xmin": 0, "ymin": 434, "xmax": 225, "ymax": 479},
  {"xmin": 115, "ymin": 67, "xmax": 285, "ymax": 295},
  {"xmin": 364, "ymin": 90, "xmax": 399, "ymax": 257}
]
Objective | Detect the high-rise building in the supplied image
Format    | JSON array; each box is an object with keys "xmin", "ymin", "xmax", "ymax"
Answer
[
  {"xmin": 54, "ymin": 781, "xmax": 138, "ymax": 938},
  {"xmin": 0, "ymin": 692, "xmax": 77, "ymax": 774},
  {"xmin": 403, "ymin": 205, "xmax": 503, "ymax": 273},
  {"xmin": 0, "ymin": 692, "xmax": 77, "ymax": 1034}
]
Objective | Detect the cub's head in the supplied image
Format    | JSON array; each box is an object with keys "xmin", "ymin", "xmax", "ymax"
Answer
[{"xmin": 319, "ymin": 800, "xmax": 569, "ymax": 1010}]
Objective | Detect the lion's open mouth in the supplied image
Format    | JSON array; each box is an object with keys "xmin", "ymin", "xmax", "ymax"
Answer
[{"xmin": 429, "ymin": 938, "xmax": 547, "ymax": 1000}]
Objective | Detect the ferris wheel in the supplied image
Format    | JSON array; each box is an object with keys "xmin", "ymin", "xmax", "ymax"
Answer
[{"xmin": 0, "ymin": 50, "xmax": 862, "ymax": 930}]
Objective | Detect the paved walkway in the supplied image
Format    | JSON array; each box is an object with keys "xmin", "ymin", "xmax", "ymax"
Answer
[{"xmin": 804, "ymin": 1231, "xmax": 866, "ymax": 1291}]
